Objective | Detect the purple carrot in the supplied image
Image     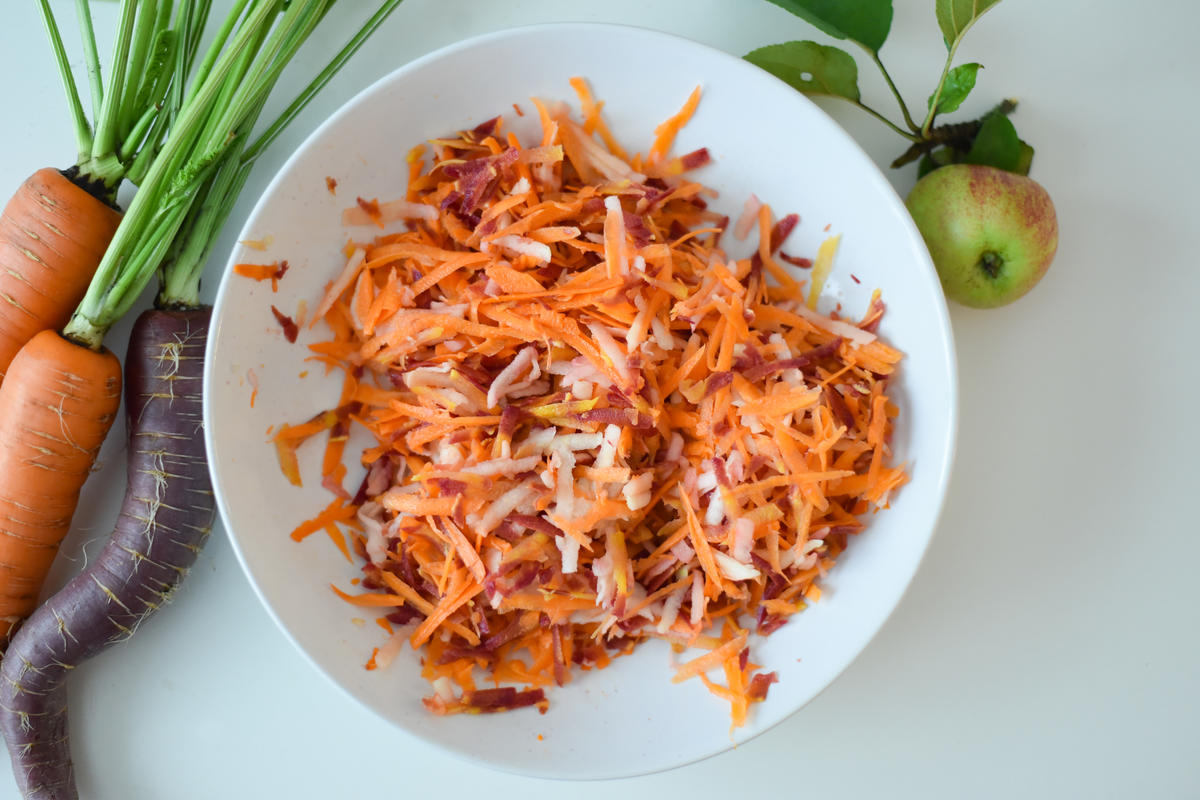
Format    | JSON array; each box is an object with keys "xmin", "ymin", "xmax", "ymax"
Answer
[{"xmin": 0, "ymin": 309, "xmax": 214, "ymax": 800}]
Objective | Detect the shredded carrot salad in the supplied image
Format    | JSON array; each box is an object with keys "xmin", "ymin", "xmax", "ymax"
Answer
[{"xmin": 274, "ymin": 81, "xmax": 907, "ymax": 728}]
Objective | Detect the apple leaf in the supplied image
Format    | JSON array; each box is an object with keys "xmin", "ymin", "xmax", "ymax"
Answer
[
  {"xmin": 1014, "ymin": 139, "xmax": 1035, "ymax": 175},
  {"xmin": 764, "ymin": 0, "xmax": 894, "ymax": 54},
  {"xmin": 745, "ymin": 41, "xmax": 861, "ymax": 102},
  {"xmin": 935, "ymin": 0, "xmax": 1002, "ymax": 51},
  {"xmin": 965, "ymin": 112, "xmax": 1020, "ymax": 171},
  {"xmin": 928, "ymin": 62, "xmax": 981, "ymax": 116}
]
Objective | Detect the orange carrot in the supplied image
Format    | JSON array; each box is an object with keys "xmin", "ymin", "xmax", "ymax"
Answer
[
  {"xmin": 289, "ymin": 499, "xmax": 356, "ymax": 541},
  {"xmin": 672, "ymin": 632, "xmax": 748, "ymax": 683},
  {"xmin": 568, "ymin": 76, "xmax": 628, "ymax": 160},
  {"xmin": 0, "ymin": 330, "xmax": 121, "ymax": 645},
  {"xmin": 330, "ymin": 585, "xmax": 407, "ymax": 607},
  {"xmin": 234, "ymin": 260, "xmax": 289, "ymax": 292},
  {"xmin": 648, "ymin": 86, "xmax": 702, "ymax": 165},
  {"xmin": 0, "ymin": 169, "xmax": 121, "ymax": 382}
]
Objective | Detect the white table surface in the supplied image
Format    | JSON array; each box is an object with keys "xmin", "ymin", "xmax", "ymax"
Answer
[{"xmin": 3, "ymin": 1, "xmax": 1198, "ymax": 797}]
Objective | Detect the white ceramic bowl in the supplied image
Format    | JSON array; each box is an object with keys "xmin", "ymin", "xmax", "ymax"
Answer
[{"xmin": 204, "ymin": 22, "xmax": 957, "ymax": 780}]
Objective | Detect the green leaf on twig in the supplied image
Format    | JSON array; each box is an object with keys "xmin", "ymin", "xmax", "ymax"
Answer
[
  {"xmin": 928, "ymin": 62, "xmax": 980, "ymax": 116},
  {"xmin": 965, "ymin": 111, "xmax": 1019, "ymax": 171},
  {"xmin": 1013, "ymin": 139, "xmax": 1035, "ymax": 175},
  {"xmin": 765, "ymin": 0, "xmax": 894, "ymax": 54},
  {"xmin": 747, "ymin": 0, "xmax": 1036, "ymax": 179},
  {"xmin": 745, "ymin": 41, "xmax": 860, "ymax": 102},
  {"xmin": 935, "ymin": 0, "xmax": 1000, "ymax": 50}
]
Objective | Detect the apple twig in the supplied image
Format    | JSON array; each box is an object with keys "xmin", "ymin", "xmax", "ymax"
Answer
[{"xmin": 745, "ymin": 0, "xmax": 1030, "ymax": 177}]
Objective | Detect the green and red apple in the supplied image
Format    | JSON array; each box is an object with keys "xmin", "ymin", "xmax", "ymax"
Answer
[{"xmin": 905, "ymin": 164, "xmax": 1058, "ymax": 308}]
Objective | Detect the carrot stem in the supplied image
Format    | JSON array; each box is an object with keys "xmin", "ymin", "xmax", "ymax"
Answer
[
  {"xmin": 123, "ymin": 0, "xmax": 219, "ymax": 188},
  {"xmin": 97, "ymin": 203, "xmax": 192, "ymax": 333},
  {"xmin": 37, "ymin": 0, "xmax": 93, "ymax": 161},
  {"xmin": 120, "ymin": 13, "xmax": 184, "ymax": 158},
  {"xmin": 71, "ymin": 0, "xmax": 405, "ymax": 336},
  {"xmin": 118, "ymin": 100, "xmax": 162, "ymax": 163},
  {"xmin": 116, "ymin": 0, "xmax": 168, "ymax": 143},
  {"xmin": 196, "ymin": 2, "xmax": 319, "ymax": 156},
  {"xmin": 160, "ymin": 143, "xmax": 253, "ymax": 306},
  {"xmin": 87, "ymin": 0, "xmax": 138, "ymax": 180},
  {"xmin": 239, "ymin": 0, "xmax": 405, "ymax": 167},
  {"xmin": 180, "ymin": 0, "xmax": 252, "ymax": 110},
  {"xmin": 164, "ymin": 0, "xmax": 406, "ymax": 305},
  {"xmin": 73, "ymin": 0, "xmax": 105, "ymax": 123},
  {"xmin": 65, "ymin": 0, "xmax": 278, "ymax": 342},
  {"xmin": 184, "ymin": 0, "xmax": 215, "ymax": 69},
  {"xmin": 191, "ymin": 23, "xmax": 263, "ymax": 162}
]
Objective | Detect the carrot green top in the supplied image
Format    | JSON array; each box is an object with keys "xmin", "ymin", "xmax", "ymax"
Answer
[
  {"xmin": 38, "ymin": 0, "xmax": 211, "ymax": 200},
  {"xmin": 277, "ymin": 79, "xmax": 909, "ymax": 729},
  {"xmin": 59, "ymin": 0, "xmax": 404, "ymax": 350}
]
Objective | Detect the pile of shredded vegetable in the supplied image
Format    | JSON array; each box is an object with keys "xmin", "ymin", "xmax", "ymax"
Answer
[{"xmin": 270, "ymin": 80, "xmax": 907, "ymax": 728}]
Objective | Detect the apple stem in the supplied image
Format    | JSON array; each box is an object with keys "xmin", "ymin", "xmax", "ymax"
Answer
[{"xmin": 979, "ymin": 251, "xmax": 1003, "ymax": 279}]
